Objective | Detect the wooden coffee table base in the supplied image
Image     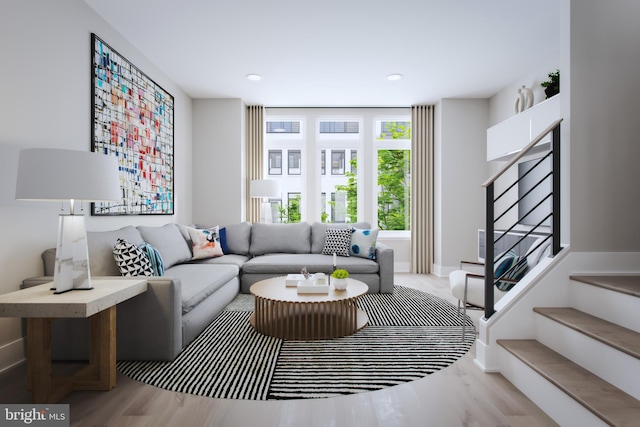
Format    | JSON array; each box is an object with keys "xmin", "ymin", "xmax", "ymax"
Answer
[{"xmin": 250, "ymin": 295, "xmax": 368, "ymax": 340}]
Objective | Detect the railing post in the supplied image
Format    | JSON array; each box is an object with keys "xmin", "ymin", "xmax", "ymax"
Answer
[
  {"xmin": 552, "ymin": 124, "xmax": 561, "ymax": 256},
  {"xmin": 485, "ymin": 183, "xmax": 495, "ymax": 319}
]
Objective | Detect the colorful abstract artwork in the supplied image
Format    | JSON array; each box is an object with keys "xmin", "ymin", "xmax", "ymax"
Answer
[{"xmin": 91, "ymin": 33, "xmax": 174, "ymax": 215}]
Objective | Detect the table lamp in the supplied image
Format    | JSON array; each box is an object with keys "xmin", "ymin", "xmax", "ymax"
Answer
[
  {"xmin": 15, "ymin": 148, "xmax": 121, "ymax": 293},
  {"xmin": 250, "ymin": 179, "xmax": 281, "ymax": 223}
]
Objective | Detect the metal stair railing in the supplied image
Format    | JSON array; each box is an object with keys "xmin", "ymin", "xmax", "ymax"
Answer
[{"xmin": 481, "ymin": 119, "xmax": 563, "ymax": 319}]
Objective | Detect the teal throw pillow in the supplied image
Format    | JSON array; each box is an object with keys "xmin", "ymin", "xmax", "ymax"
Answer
[{"xmin": 494, "ymin": 255, "xmax": 528, "ymax": 291}]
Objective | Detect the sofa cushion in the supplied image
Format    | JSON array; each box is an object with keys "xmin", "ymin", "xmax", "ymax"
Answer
[
  {"xmin": 242, "ymin": 253, "xmax": 379, "ymax": 275},
  {"xmin": 310, "ymin": 222, "xmax": 371, "ymax": 254},
  {"xmin": 137, "ymin": 224, "xmax": 192, "ymax": 269},
  {"xmin": 321, "ymin": 227, "xmax": 352, "ymax": 257},
  {"xmin": 186, "ymin": 254, "xmax": 250, "ymax": 269},
  {"xmin": 187, "ymin": 226, "xmax": 224, "ymax": 260},
  {"xmin": 164, "ymin": 263, "xmax": 239, "ymax": 314},
  {"xmin": 250, "ymin": 222, "xmax": 311, "ymax": 255},
  {"xmin": 87, "ymin": 226, "xmax": 144, "ymax": 276},
  {"xmin": 350, "ymin": 228, "xmax": 379, "ymax": 260},
  {"xmin": 223, "ymin": 222, "xmax": 252, "ymax": 255}
]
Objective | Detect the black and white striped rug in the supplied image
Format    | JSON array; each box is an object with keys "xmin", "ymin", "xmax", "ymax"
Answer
[{"xmin": 117, "ymin": 286, "xmax": 475, "ymax": 400}]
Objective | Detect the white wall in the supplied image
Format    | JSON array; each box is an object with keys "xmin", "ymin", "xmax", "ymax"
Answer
[
  {"xmin": 489, "ymin": 64, "xmax": 560, "ymax": 127},
  {"xmin": 569, "ymin": 0, "xmax": 640, "ymax": 252},
  {"xmin": 433, "ymin": 99, "xmax": 489, "ymax": 275},
  {"xmin": 192, "ymin": 99, "xmax": 245, "ymax": 226},
  {"xmin": 0, "ymin": 0, "xmax": 193, "ymax": 371}
]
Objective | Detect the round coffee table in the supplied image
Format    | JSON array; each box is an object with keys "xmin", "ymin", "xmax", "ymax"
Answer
[{"xmin": 249, "ymin": 277, "xmax": 369, "ymax": 340}]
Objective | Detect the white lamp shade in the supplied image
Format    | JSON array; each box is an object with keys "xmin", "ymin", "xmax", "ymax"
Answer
[
  {"xmin": 15, "ymin": 148, "xmax": 121, "ymax": 202},
  {"xmin": 250, "ymin": 179, "xmax": 281, "ymax": 198}
]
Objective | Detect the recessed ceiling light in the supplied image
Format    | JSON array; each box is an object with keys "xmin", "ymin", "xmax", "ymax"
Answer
[
  {"xmin": 246, "ymin": 73, "xmax": 262, "ymax": 81},
  {"xmin": 387, "ymin": 73, "xmax": 403, "ymax": 81}
]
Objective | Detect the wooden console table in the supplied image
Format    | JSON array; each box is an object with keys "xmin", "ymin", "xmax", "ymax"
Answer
[{"xmin": 0, "ymin": 278, "xmax": 147, "ymax": 403}]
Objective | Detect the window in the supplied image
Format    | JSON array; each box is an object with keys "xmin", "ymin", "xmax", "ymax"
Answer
[
  {"xmin": 319, "ymin": 121, "xmax": 359, "ymax": 134},
  {"xmin": 264, "ymin": 109, "xmax": 410, "ymax": 229},
  {"xmin": 331, "ymin": 192, "xmax": 347, "ymax": 223},
  {"xmin": 350, "ymin": 150, "xmax": 357, "ymax": 174},
  {"xmin": 377, "ymin": 149, "xmax": 411, "ymax": 230},
  {"xmin": 378, "ymin": 121, "xmax": 411, "ymax": 139},
  {"xmin": 375, "ymin": 121, "xmax": 411, "ymax": 230},
  {"xmin": 331, "ymin": 150, "xmax": 345, "ymax": 175},
  {"xmin": 288, "ymin": 150, "xmax": 301, "ymax": 175},
  {"xmin": 267, "ymin": 121, "xmax": 300, "ymax": 134},
  {"xmin": 283, "ymin": 193, "xmax": 301, "ymax": 223},
  {"xmin": 268, "ymin": 150, "xmax": 282, "ymax": 175}
]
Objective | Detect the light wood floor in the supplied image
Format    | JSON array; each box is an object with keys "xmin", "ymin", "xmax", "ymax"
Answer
[{"xmin": 0, "ymin": 273, "xmax": 558, "ymax": 427}]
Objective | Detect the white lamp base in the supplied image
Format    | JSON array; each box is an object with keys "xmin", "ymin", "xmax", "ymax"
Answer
[
  {"xmin": 53, "ymin": 214, "xmax": 92, "ymax": 294},
  {"xmin": 260, "ymin": 201, "xmax": 273, "ymax": 223}
]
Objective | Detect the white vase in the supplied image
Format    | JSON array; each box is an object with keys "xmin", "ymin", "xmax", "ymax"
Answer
[
  {"xmin": 514, "ymin": 88, "xmax": 524, "ymax": 114},
  {"xmin": 333, "ymin": 278, "xmax": 348, "ymax": 290},
  {"xmin": 521, "ymin": 85, "xmax": 534, "ymax": 109}
]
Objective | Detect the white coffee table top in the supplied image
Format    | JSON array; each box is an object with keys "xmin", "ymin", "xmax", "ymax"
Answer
[
  {"xmin": 250, "ymin": 276, "xmax": 368, "ymax": 302},
  {"xmin": 0, "ymin": 278, "xmax": 147, "ymax": 318}
]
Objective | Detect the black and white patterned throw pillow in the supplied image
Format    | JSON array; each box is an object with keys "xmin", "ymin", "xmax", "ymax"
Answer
[
  {"xmin": 321, "ymin": 227, "xmax": 352, "ymax": 257},
  {"xmin": 113, "ymin": 238, "xmax": 153, "ymax": 277}
]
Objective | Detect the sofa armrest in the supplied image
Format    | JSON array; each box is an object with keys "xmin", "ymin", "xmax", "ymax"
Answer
[
  {"xmin": 117, "ymin": 277, "xmax": 183, "ymax": 361},
  {"xmin": 375, "ymin": 242, "xmax": 394, "ymax": 293},
  {"xmin": 20, "ymin": 276, "xmax": 183, "ymax": 362},
  {"xmin": 20, "ymin": 276, "xmax": 54, "ymax": 289}
]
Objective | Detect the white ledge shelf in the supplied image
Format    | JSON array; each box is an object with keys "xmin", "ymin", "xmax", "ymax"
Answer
[{"xmin": 487, "ymin": 94, "xmax": 560, "ymax": 161}]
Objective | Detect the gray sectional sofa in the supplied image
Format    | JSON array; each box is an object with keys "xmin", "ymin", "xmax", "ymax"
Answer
[{"xmin": 22, "ymin": 221, "xmax": 394, "ymax": 361}]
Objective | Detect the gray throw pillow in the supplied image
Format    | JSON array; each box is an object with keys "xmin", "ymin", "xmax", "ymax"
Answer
[
  {"xmin": 137, "ymin": 224, "xmax": 192, "ymax": 269},
  {"xmin": 250, "ymin": 222, "xmax": 311, "ymax": 255},
  {"xmin": 87, "ymin": 226, "xmax": 144, "ymax": 276}
]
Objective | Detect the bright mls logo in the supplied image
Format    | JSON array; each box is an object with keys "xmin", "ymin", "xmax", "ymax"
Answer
[{"xmin": 1, "ymin": 405, "xmax": 69, "ymax": 426}]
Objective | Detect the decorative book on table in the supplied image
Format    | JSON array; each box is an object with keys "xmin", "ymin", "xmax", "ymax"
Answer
[
  {"xmin": 286, "ymin": 274, "xmax": 306, "ymax": 287},
  {"xmin": 297, "ymin": 280, "xmax": 329, "ymax": 294}
]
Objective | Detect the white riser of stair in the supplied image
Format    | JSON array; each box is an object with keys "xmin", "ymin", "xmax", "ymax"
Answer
[
  {"xmin": 498, "ymin": 346, "xmax": 609, "ymax": 427},
  {"xmin": 569, "ymin": 280, "xmax": 640, "ymax": 332},
  {"xmin": 535, "ymin": 314, "xmax": 640, "ymax": 401}
]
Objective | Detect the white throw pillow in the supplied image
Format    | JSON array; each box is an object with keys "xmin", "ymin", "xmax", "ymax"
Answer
[
  {"xmin": 187, "ymin": 226, "xmax": 224, "ymax": 260},
  {"xmin": 350, "ymin": 228, "xmax": 379, "ymax": 260}
]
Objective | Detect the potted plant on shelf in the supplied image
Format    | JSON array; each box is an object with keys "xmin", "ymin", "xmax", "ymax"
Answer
[
  {"xmin": 541, "ymin": 69, "xmax": 560, "ymax": 99},
  {"xmin": 331, "ymin": 269, "xmax": 349, "ymax": 290}
]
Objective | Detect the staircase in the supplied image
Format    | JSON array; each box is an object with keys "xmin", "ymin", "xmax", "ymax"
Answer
[{"xmin": 497, "ymin": 275, "xmax": 640, "ymax": 426}]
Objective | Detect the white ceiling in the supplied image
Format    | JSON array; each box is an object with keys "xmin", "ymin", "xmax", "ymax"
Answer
[{"xmin": 83, "ymin": 0, "xmax": 561, "ymax": 107}]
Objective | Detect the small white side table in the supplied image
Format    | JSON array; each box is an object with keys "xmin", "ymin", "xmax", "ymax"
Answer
[{"xmin": 0, "ymin": 278, "xmax": 147, "ymax": 403}]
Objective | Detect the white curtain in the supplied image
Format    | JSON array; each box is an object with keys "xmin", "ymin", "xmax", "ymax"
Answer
[
  {"xmin": 246, "ymin": 105, "xmax": 264, "ymax": 223},
  {"xmin": 410, "ymin": 105, "xmax": 434, "ymax": 274}
]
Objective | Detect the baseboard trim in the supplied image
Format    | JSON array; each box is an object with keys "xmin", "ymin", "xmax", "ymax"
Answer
[
  {"xmin": 394, "ymin": 262, "xmax": 410, "ymax": 273},
  {"xmin": 431, "ymin": 264, "xmax": 457, "ymax": 278},
  {"xmin": 0, "ymin": 338, "xmax": 25, "ymax": 374}
]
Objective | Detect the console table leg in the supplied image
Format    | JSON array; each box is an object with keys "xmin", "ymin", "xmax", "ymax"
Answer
[
  {"xmin": 27, "ymin": 318, "xmax": 71, "ymax": 403},
  {"xmin": 74, "ymin": 306, "xmax": 116, "ymax": 391}
]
